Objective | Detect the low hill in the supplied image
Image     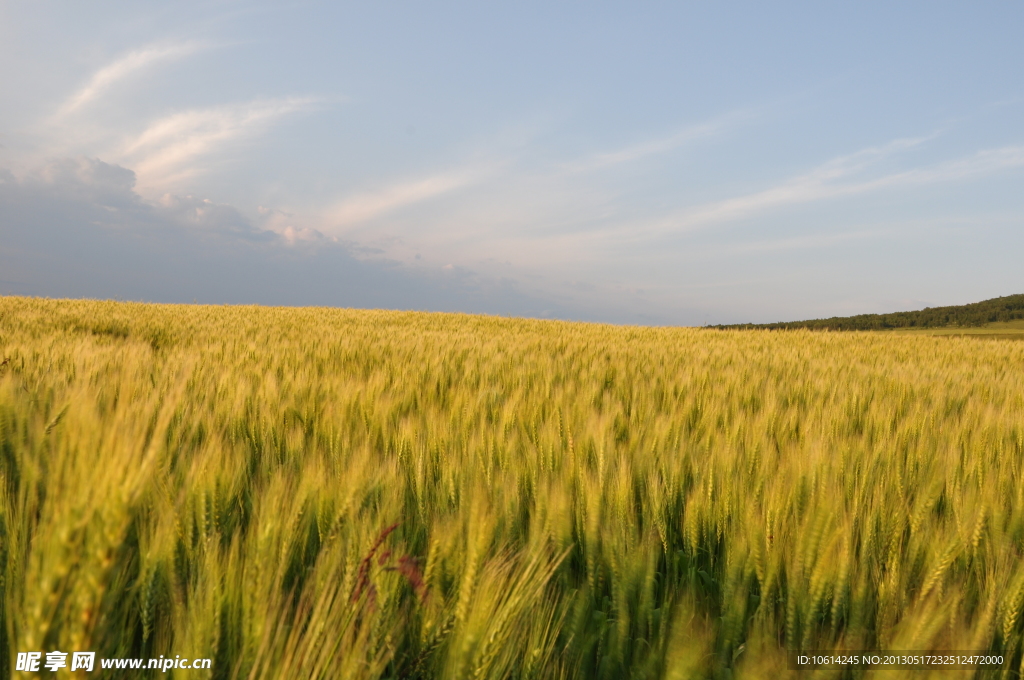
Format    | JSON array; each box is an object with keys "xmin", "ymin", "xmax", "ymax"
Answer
[{"xmin": 718, "ymin": 294, "xmax": 1024, "ymax": 331}]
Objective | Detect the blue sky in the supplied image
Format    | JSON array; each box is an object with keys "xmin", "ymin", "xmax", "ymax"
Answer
[{"xmin": 2, "ymin": 2, "xmax": 1022, "ymax": 325}]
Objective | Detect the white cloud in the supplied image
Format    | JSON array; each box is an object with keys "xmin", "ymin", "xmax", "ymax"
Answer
[
  {"xmin": 719, "ymin": 211, "xmax": 1024, "ymax": 256},
  {"xmin": 33, "ymin": 156, "xmax": 138, "ymax": 206},
  {"xmin": 673, "ymin": 136, "xmax": 932, "ymax": 227},
  {"xmin": 31, "ymin": 40, "xmax": 316, "ymax": 196},
  {"xmin": 874, "ymin": 145, "xmax": 1024, "ymax": 186},
  {"xmin": 1, "ymin": 157, "xmax": 574, "ymax": 319},
  {"xmin": 281, "ymin": 225, "xmax": 333, "ymax": 245},
  {"xmin": 370, "ymin": 133, "xmax": 1024, "ymax": 283},
  {"xmin": 616, "ymin": 139, "xmax": 1024, "ymax": 239},
  {"xmin": 327, "ymin": 168, "xmax": 485, "ymax": 227},
  {"xmin": 119, "ymin": 97, "xmax": 318, "ymax": 191},
  {"xmin": 55, "ymin": 41, "xmax": 208, "ymax": 118},
  {"xmin": 564, "ymin": 109, "xmax": 754, "ymax": 173},
  {"xmin": 317, "ymin": 110, "xmax": 753, "ymax": 253}
]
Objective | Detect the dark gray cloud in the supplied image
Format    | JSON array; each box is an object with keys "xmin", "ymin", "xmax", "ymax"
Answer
[{"xmin": 0, "ymin": 157, "xmax": 575, "ymax": 318}]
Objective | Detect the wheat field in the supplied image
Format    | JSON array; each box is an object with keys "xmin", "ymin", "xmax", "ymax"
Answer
[{"xmin": 1, "ymin": 296, "xmax": 1023, "ymax": 679}]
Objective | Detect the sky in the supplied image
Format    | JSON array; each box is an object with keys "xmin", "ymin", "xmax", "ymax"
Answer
[{"xmin": 1, "ymin": 2, "xmax": 1022, "ymax": 325}]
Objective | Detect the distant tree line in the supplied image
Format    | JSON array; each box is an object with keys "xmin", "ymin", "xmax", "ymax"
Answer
[{"xmin": 717, "ymin": 294, "xmax": 1024, "ymax": 331}]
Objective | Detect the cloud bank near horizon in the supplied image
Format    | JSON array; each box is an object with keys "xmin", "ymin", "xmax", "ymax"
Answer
[{"xmin": 1, "ymin": 156, "xmax": 663, "ymax": 323}]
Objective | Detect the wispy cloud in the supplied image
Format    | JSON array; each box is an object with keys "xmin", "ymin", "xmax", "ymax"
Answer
[
  {"xmin": 327, "ymin": 168, "xmax": 488, "ymax": 227},
  {"xmin": 398, "ymin": 134, "xmax": 1023, "ymax": 273},
  {"xmin": 560, "ymin": 109, "xmax": 755, "ymax": 174},
  {"xmin": 882, "ymin": 145, "xmax": 1024, "ymax": 186},
  {"xmin": 39, "ymin": 40, "xmax": 318, "ymax": 194},
  {"xmin": 721, "ymin": 210, "xmax": 1024, "ymax": 256},
  {"xmin": 321, "ymin": 110, "xmax": 754, "ymax": 244},
  {"xmin": 120, "ymin": 97, "xmax": 318, "ymax": 190},
  {"xmin": 55, "ymin": 41, "xmax": 209, "ymax": 118},
  {"xmin": 674, "ymin": 136, "xmax": 932, "ymax": 227},
  {"xmin": 626, "ymin": 138, "xmax": 1024, "ymax": 238}
]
